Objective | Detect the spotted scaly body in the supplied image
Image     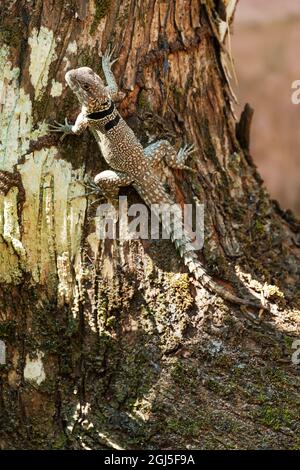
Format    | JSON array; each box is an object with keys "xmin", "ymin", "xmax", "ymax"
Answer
[{"xmin": 51, "ymin": 49, "xmax": 273, "ymax": 311}]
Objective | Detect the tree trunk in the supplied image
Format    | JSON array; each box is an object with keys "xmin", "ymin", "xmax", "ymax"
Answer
[{"xmin": 0, "ymin": 0, "xmax": 299, "ymax": 450}]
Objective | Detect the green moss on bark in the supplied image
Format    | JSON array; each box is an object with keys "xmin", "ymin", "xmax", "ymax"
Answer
[{"xmin": 90, "ymin": 0, "xmax": 111, "ymax": 34}]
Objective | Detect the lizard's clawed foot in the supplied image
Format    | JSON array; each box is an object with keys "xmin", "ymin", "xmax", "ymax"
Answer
[
  {"xmin": 167, "ymin": 143, "xmax": 197, "ymax": 172},
  {"xmin": 88, "ymin": 179, "xmax": 119, "ymax": 209},
  {"xmin": 102, "ymin": 45, "xmax": 118, "ymax": 68},
  {"xmin": 86, "ymin": 177, "xmax": 119, "ymax": 207},
  {"xmin": 70, "ymin": 178, "xmax": 106, "ymax": 204},
  {"xmin": 84, "ymin": 178, "xmax": 104, "ymax": 195},
  {"xmin": 177, "ymin": 143, "xmax": 197, "ymax": 161},
  {"xmin": 49, "ymin": 118, "xmax": 73, "ymax": 141}
]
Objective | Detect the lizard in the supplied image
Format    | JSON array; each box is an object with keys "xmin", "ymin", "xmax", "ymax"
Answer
[{"xmin": 50, "ymin": 48, "xmax": 273, "ymax": 311}]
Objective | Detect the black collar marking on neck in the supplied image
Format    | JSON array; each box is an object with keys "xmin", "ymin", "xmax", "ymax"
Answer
[
  {"xmin": 105, "ymin": 114, "xmax": 120, "ymax": 132},
  {"xmin": 87, "ymin": 101, "xmax": 115, "ymax": 120}
]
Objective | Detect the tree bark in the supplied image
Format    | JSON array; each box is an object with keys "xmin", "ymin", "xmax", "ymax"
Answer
[{"xmin": 0, "ymin": 0, "xmax": 299, "ymax": 450}]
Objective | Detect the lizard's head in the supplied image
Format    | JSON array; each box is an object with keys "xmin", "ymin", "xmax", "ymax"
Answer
[{"xmin": 65, "ymin": 67, "xmax": 109, "ymax": 111}]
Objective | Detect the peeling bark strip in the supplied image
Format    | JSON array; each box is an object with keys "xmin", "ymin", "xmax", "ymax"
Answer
[{"xmin": 0, "ymin": 0, "xmax": 300, "ymax": 450}]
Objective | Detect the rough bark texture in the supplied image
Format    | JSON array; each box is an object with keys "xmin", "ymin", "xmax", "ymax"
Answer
[{"xmin": 0, "ymin": 0, "xmax": 299, "ymax": 450}]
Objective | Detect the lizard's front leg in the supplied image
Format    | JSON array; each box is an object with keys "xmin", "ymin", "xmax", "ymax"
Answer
[
  {"xmin": 102, "ymin": 47, "xmax": 125, "ymax": 102},
  {"xmin": 94, "ymin": 170, "xmax": 133, "ymax": 201},
  {"xmin": 49, "ymin": 112, "xmax": 88, "ymax": 139},
  {"xmin": 144, "ymin": 140, "xmax": 196, "ymax": 172}
]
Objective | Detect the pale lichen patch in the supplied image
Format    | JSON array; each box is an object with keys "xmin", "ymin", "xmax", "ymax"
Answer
[
  {"xmin": 0, "ymin": 47, "xmax": 28, "ymax": 169},
  {"xmin": 18, "ymin": 148, "xmax": 86, "ymax": 300},
  {"xmin": 50, "ymin": 79, "xmax": 63, "ymax": 97},
  {"xmin": 0, "ymin": 189, "xmax": 24, "ymax": 283},
  {"xmin": 31, "ymin": 120, "xmax": 49, "ymax": 140},
  {"xmin": 2, "ymin": 186, "xmax": 26, "ymax": 264},
  {"xmin": 63, "ymin": 40, "xmax": 78, "ymax": 71},
  {"xmin": 67, "ymin": 40, "xmax": 78, "ymax": 54},
  {"xmin": 0, "ymin": 45, "xmax": 48, "ymax": 171},
  {"xmin": 24, "ymin": 351, "xmax": 46, "ymax": 385},
  {"xmin": 28, "ymin": 26, "xmax": 57, "ymax": 100},
  {"xmin": 57, "ymin": 252, "xmax": 73, "ymax": 306},
  {"xmin": 18, "ymin": 148, "xmax": 51, "ymax": 281}
]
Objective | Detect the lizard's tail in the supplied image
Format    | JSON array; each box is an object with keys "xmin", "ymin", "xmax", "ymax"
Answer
[
  {"xmin": 135, "ymin": 177, "xmax": 267, "ymax": 310},
  {"xmin": 173, "ymin": 237, "xmax": 263, "ymax": 308}
]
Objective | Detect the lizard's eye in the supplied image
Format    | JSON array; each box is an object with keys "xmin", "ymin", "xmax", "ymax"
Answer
[{"xmin": 82, "ymin": 83, "xmax": 89, "ymax": 90}]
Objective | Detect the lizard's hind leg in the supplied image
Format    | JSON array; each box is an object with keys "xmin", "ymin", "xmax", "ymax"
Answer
[
  {"xmin": 144, "ymin": 140, "xmax": 196, "ymax": 172},
  {"xmin": 144, "ymin": 140, "xmax": 171, "ymax": 166},
  {"xmin": 94, "ymin": 170, "xmax": 133, "ymax": 201}
]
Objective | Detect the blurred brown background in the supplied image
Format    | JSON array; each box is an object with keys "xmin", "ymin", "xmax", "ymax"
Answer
[{"xmin": 232, "ymin": 0, "xmax": 300, "ymax": 215}]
